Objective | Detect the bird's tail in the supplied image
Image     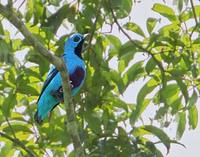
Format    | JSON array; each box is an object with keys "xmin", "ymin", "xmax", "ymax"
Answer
[{"xmin": 34, "ymin": 111, "xmax": 43, "ymax": 124}]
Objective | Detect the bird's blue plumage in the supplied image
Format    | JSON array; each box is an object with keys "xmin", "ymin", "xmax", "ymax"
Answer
[{"xmin": 35, "ymin": 33, "xmax": 86, "ymax": 123}]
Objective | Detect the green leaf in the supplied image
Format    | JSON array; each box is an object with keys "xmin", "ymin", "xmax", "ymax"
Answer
[
  {"xmin": 187, "ymin": 91, "xmax": 198, "ymax": 109},
  {"xmin": 25, "ymin": 0, "xmax": 34, "ymax": 21},
  {"xmin": 124, "ymin": 61, "xmax": 144, "ymax": 88},
  {"xmin": 3, "ymin": 124, "xmax": 32, "ymax": 134},
  {"xmin": 176, "ymin": 112, "xmax": 186, "ymax": 139},
  {"xmin": 0, "ymin": 21, "xmax": 4, "ymax": 35},
  {"xmin": 174, "ymin": 77, "xmax": 188, "ymax": 103},
  {"xmin": 118, "ymin": 41, "xmax": 139, "ymax": 67},
  {"xmin": 146, "ymin": 18, "xmax": 159, "ymax": 34},
  {"xmin": 118, "ymin": 60, "xmax": 126, "ymax": 73},
  {"xmin": 49, "ymin": 0, "xmax": 60, "ymax": 6},
  {"xmin": 152, "ymin": 3, "xmax": 177, "ymax": 21},
  {"xmin": 1, "ymin": 91, "xmax": 17, "ymax": 117},
  {"xmin": 173, "ymin": 0, "xmax": 183, "ymax": 12},
  {"xmin": 33, "ymin": 1, "xmax": 44, "ymax": 25},
  {"xmin": 0, "ymin": 143, "xmax": 14, "ymax": 157},
  {"xmin": 130, "ymin": 99, "xmax": 150, "ymax": 126},
  {"xmin": 188, "ymin": 105, "xmax": 198, "ymax": 129},
  {"xmin": 17, "ymin": 85, "xmax": 39, "ymax": 96},
  {"xmin": 106, "ymin": 35, "xmax": 122, "ymax": 49},
  {"xmin": 109, "ymin": 0, "xmax": 132, "ymax": 19},
  {"xmin": 106, "ymin": 95, "xmax": 128, "ymax": 111},
  {"xmin": 118, "ymin": 41, "xmax": 138, "ymax": 58},
  {"xmin": 170, "ymin": 97, "xmax": 183, "ymax": 115},
  {"xmin": 42, "ymin": 4, "xmax": 76, "ymax": 33},
  {"xmin": 84, "ymin": 112, "xmax": 101, "ymax": 134},
  {"xmin": 143, "ymin": 125, "xmax": 171, "ymax": 152},
  {"xmin": 130, "ymin": 78, "xmax": 159, "ymax": 125},
  {"xmin": 145, "ymin": 57, "xmax": 156, "ymax": 74},
  {"xmin": 0, "ymin": 40, "xmax": 14, "ymax": 64},
  {"xmin": 137, "ymin": 78, "xmax": 159, "ymax": 106},
  {"xmin": 123, "ymin": 22, "xmax": 145, "ymax": 37},
  {"xmin": 25, "ymin": 49, "xmax": 49, "ymax": 76},
  {"xmin": 178, "ymin": 0, "xmax": 183, "ymax": 12},
  {"xmin": 155, "ymin": 106, "xmax": 168, "ymax": 120},
  {"xmin": 160, "ymin": 84, "xmax": 179, "ymax": 101},
  {"xmin": 103, "ymin": 70, "xmax": 125, "ymax": 93},
  {"xmin": 194, "ymin": 5, "xmax": 200, "ymax": 18}
]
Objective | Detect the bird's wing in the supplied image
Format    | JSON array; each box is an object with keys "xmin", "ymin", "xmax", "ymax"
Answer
[
  {"xmin": 69, "ymin": 66, "xmax": 85, "ymax": 90},
  {"xmin": 37, "ymin": 66, "xmax": 59, "ymax": 103},
  {"xmin": 52, "ymin": 66, "xmax": 85, "ymax": 100}
]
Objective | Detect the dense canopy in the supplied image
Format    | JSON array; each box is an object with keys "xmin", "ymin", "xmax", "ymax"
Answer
[{"xmin": 0, "ymin": 0, "xmax": 200, "ymax": 156}]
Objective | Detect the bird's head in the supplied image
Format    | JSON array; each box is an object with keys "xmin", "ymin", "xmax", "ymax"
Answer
[{"xmin": 64, "ymin": 33, "xmax": 86, "ymax": 59}]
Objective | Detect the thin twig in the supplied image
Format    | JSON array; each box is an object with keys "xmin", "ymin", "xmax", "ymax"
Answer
[
  {"xmin": 0, "ymin": 131, "xmax": 36, "ymax": 157},
  {"xmin": 88, "ymin": 2, "xmax": 102, "ymax": 48},
  {"xmin": 108, "ymin": 0, "xmax": 164, "ymax": 72},
  {"xmin": 5, "ymin": 116, "xmax": 17, "ymax": 139},
  {"xmin": 17, "ymin": 0, "xmax": 26, "ymax": 11},
  {"xmin": 189, "ymin": 0, "xmax": 199, "ymax": 38},
  {"xmin": 108, "ymin": 0, "xmax": 166, "ymax": 87},
  {"xmin": 190, "ymin": 0, "xmax": 198, "ymax": 25},
  {"xmin": 84, "ymin": 1, "xmax": 102, "ymax": 52}
]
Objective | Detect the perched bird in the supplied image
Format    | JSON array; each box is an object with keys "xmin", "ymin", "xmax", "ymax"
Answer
[{"xmin": 34, "ymin": 33, "xmax": 86, "ymax": 123}]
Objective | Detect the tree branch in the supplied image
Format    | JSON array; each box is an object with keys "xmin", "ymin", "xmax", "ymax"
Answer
[
  {"xmin": 87, "ymin": 2, "xmax": 102, "ymax": 49},
  {"xmin": 0, "ymin": 131, "xmax": 36, "ymax": 157},
  {"xmin": 0, "ymin": 3, "xmax": 85, "ymax": 157},
  {"xmin": 108, "ymin": 0, "xmax": 166, "ymax": 87},
  {"xmin": 108, "ymin": 0, "xmax": 164, "ymax": 71},
  {"xmin": 0, "ymin": 4, "xmax": 60, "ymax": 67},
  {"xmin": 190, "ymin": 0, "xmax": 198, "ymax": 25},
  {"xmin": 189, "ymin": 0, "xmax": 199, "ymax": 38}
]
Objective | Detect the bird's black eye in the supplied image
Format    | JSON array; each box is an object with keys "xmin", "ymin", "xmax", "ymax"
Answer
[{"xmin": 73, "ymin": 36, "xmax": 80, "ymax": 42}]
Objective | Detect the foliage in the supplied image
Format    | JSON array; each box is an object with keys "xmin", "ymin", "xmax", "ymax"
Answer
[{"xmin": 0, "ymin": 0, "xmax": 199, "ymax": 156}]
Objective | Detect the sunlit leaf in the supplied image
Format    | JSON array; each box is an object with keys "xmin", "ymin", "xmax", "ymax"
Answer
[
  {"xmin": 187, "ymin": 90, "xmax": 198, "ymax": 109},
  {"xmin": 106, "ymin": 34, "xmax": 122, "ymax": 49},
  {"xmin": 152, "ymin": 3, "xmax": 177, "ymax": 21},
  {"xmin": 109, "ymin": 0, "xmax": 132, "ymax": 19},
  {"xmin": 0, "ymin": 143, "xmax": 14, "ymax": 157},
  {"xmin": 143, "ymin": 125, "xmax": 171, "ymax": 152},
  {"xmin": 176, "ymin": 112, "xmax": 186, "ymax": 139},
  {"xmin": 188, "ymin": 105, "xmax": 198, "ymax": 129},
  {"xmin": 146, "ymin": 18, "xmax": 159, "ymax": 34},
  {"xmin": 124, "ymin": 61, "xmax": 144, "ymax": 88},
  {"xmin": 1, "ymin": 90, "xmax": 17, "ymax": 117},
  {"xmin": 17, "ymin": 85, "xmax": 39, "ymax": 96},
  {"xmin": 145, "ymin": 57, "xmax": 156, "ymax": 74},
  {"xmin": 174, "ymin": 77, "xmax": 188, "ymax": 103},
  {"xmin": 130, "ymin": 78, "xmax": 159, "ymax": 125},
  {"xmin": 130, "ymin": 99, "xmax": 150, "ymax": 126},
  {"xmin": 123, "ymin": 22, "xmax": 145, "ymax": 37}
]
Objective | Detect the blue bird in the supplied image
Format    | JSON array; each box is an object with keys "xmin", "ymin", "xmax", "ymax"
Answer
[{"xmin": 34, "ymin": 33, "xmax": 86, "ymax": 123}]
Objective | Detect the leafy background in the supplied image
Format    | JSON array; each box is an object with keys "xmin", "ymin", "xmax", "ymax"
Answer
[{"xmin": 0, "ymin": 0, "xmax": 200, "ymax": 156}]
